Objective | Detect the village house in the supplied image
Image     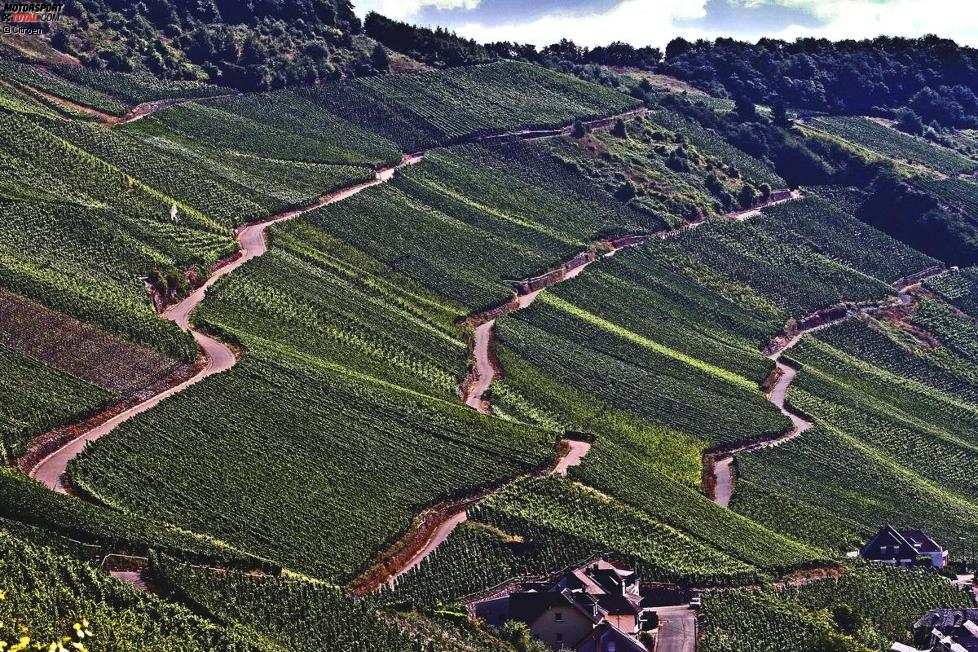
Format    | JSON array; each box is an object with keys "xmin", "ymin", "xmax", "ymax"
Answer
[
  {"xmin": 473, "ymin": 560, "xmax": 655, "ymax": 651},
  {"xmin": 860, "ymin": 525, "xmax": 949, "ymax": 569},
  {"xmin": 891, "ymin": 609, "xmax": 978, "ymax": 652}
]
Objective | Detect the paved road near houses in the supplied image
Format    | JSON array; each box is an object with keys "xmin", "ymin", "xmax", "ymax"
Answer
[{"xmin": 654, "ymin": 606, "xmax": 696, "ymax": 652}]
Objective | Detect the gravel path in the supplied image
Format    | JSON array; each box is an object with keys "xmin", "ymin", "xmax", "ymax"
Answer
[{"xmin": 28, "ymin": 155, "xmax": 422, "ymax": 492}]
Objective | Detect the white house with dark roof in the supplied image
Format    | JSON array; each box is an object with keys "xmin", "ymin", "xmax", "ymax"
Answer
[
  {"xmin": 473, "ymin": 559, "xmax": 649, "ymax": 651},
  {"xmin": 860, "ymin": 525, "xmax": 949, "ymax": 569},
  {"xmin": 892, "ymin": 609, "xmax": 978, "ymax": 652}
]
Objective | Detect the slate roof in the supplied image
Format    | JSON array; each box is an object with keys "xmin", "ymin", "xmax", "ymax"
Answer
[
  {"xmin": 915, "ymin": 610, "xmax": 978, "ymax": 631},
  {"xmin": 508, "ymin": 589, "xmax": 602, "ymax": 627},
  {"xmin": 900, "ymin": 529, "xmax": 944, "ymax": 554},
  {"xmin": 861, "ymin": 525, "xmax": 943, "ymax": 560},
  {"xmin": 576, "ymin": 623, "xmax": 646, "ymax": 652}
]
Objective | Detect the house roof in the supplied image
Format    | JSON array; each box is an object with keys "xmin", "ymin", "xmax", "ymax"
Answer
[
  {"xmin": 596, "ymin": 592, "xmax": 641, "ymax": 616},
  {"xmin": 509, "ymin": 589, "xmax": 603, "ymax": 627},
  {"xmin": 916, "ymin": 609, "xmax": 978, "ymax": 632},
  {"xmin": 861, "ymin": 525, "xmax": 921, "ymax": 559},
  {"xmin": 899, "ymin": 529, "xmax": 943, "ymax": 553},
  {"xmin": 567, "ymin": 568, "xmax": 607, "ymax": 595},
  {"xmin": 576, "ymin": 622, "xmax": 646, "ymax": 652}
]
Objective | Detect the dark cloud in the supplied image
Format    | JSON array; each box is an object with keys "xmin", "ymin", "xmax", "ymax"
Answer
[
  {"xmin": 676, "ymin": 0, "xmax": 826, "ymax": 34},
  {"xmin": 415, "ymin": 0, "xmax": 623, "ymax": 29}
]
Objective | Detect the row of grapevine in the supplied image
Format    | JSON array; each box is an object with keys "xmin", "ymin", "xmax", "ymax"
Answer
[
  {"xmin": 0, "ymin": 288, "xmax": 183, "ymax": 395},
  {"xmin": 49, "ymin": 117, "xmax": 374, "ymax": 228},
  {"xmin": 476, "ymin": 476, "xmax": 763, "ymax": 586},
  {"xmin": 0, "ymin": 59, "xmax": 129, "ymax": 115},
  {"xmin": 0, "ymin": 468, "xmax": 258, "ymax": 563},
  {"xmin": 133, "ymin": 100, "xmax": 398, "ymax": 166},
  {"xmin": 306, "ymin": 61, "xmax": 641, "ymax": 151},
  {"xmin": 0, "ymin": 528, "xmax": 259, "ymax": 651},
  {"xmin": 155, "ymin": 558, "xmax": 509, "ymax": 651},
  {"xmin": 0, "ymin": 345, "xmax": 109, "ymax": 462},
  {"xmin": 926, "ymin": 267, "xmax": 978, "ymax": 318},
  {"xmin": 806, "ymin": 116, "xmax": 978, "ymax": 175},
  {"xmin": 814, "ymin": 317, "xmax": 978, "ymax": 405},
  {"xmin": 701, "ymin": 563, "xmax": 976, "ymax": 652},
  {"xmin": 50, "ymin": 64, "xmax": 228, "ymax": 104},
  {"xmin": 66, "ymin": 222, "xmax": 556, "ymax": 582}
]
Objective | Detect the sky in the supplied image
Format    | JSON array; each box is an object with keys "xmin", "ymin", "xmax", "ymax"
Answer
[{"xmin": 352, "ymin": 0, "xmax": 978, "ymax": 49}]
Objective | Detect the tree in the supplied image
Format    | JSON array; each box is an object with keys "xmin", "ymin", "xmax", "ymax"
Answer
[
  {"xmin": 50, "ymin": 30, "xmax": 72, "ymax": 53},
  {"xmin": 896, "ymin": 108, "xmax": 925, "ymax": 135},
  {"xmin": 735, "ymin": 96, "xmax": 759, "ymax": 122},
  {"xmin": 370, "ymin": 43, "xmax": 390, "ymax": 72},
  {"xmin": 738, "ymin": 184, "xmax": 758, "ymax": 209},
  {"xmin": 771, "ymin": 96, "xmax": 791, "ymax": 127},
  {"xmin": 611, "ymin": 119, "xmax": 627, "ymax": 138},
  {"xmin": 831, "ymin": 603, "xmax": 862, "ymax": 635},
  {"xmin": 665, "ymin": 37, "xmax": 693, "ymax": 60},
  {"xmin": 572, "ymin": 121, "xmax": 587, "ymax": 138}
]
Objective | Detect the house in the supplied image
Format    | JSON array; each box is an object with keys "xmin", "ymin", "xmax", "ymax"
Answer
[
  {"xmin": 894, "ymin": 609, "xmax": 978, "ymax": 652},
  {"xmin": 473, "ymin": 559, "xmax": 651, "ymax": 651},
  {"xmin": 860, "ymin": 525, "xmax": 949, "ymax": 569}
]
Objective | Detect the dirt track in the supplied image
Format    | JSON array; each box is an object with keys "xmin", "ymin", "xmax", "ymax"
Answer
[
  {"xmin": 20, "ymin": 107, "xmax": 650, "ymax": 589},
  {"xmin": 364, "ymin": 436, "xmax": 594, "ymax": 594},
  {"xmin": 708, "ymin": 266, "xmax": 947, "ymax": 507},
  {"xmin": 28, "ymin": 155, "xmax": 422, "ymax": 493},
  {"xmin": 461, "ymin": 189, "xmax": 805, "ymax": 413}
]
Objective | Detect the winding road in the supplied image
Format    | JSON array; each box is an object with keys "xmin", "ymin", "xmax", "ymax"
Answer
[
  {"xmin": 709, "ymin": 267, "xmax": 947, "ymax": 508},
  {"xmin": 28, "ymin": 156, "xmax": 422, "ymax": 493},
  {"xmin": 461, "ymin": 189, "xmax": 804, "ymax": 414}
]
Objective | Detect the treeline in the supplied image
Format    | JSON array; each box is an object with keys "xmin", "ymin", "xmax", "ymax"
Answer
[
  {"xmin": 663, "ymin": 93, "xmax": 978, "ymax": 265},
  {"xmin": 364, "ymin": 12, "xmax": 660, "ymax": 83},
  {"xmin": 49, "ymin": 0, "xmax": 382, "ymax": 91},
  {"xmin": 661, "ymin": 36, "xmax": 978, "ymax": 129}
]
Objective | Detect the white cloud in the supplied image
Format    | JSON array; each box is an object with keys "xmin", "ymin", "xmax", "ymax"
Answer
[
  {"xmin": 775, "ymin": 0, "xmax": 978, "ymax": 45},
  {"xmin": 354, "ymin": 0, "xmax": 481, "ymax": 22},
  {"xmin": 445, "ymin": 0, "xmax": 710, "ymax": 48},
  {"xmin": 354, "ymin": 0, "xmax": 978, "ymax": 49}
]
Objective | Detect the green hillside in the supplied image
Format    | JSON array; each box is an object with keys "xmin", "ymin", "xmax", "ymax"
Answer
[{"xmin": 2, "ymin": 38, "xmax": 977, "ymax": 652}]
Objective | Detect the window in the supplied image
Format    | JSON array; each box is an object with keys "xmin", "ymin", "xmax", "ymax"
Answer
[
  {"xmin": 555, "ymin": 633, "xmax": 563, "ymax": 643},
  {"xmin": 554, "ymin": 611, "xmax": 563, "ymax": 622},
  {"xmin": 608, "ymin": 642, "xmax": 617, "ymax": 652}
]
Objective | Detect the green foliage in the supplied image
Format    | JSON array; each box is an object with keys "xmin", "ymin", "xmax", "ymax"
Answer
[
  {"xmin": 310, "ymin": 61, "xmax": 641, "ymax": 151},
  {"xmin": 815, "ymin": 317, "xmax": 978, "ymax": 406},
  {"xmin": 49, "ymin": 117, "xmax": 376, "ymax": 229},
  {"xmin": 784, "ymin": 563, "xmax": 976, "ymax": 648},
  {"xmin": 476, "ymin": 476, "xmax": 763, "ymax": 586},
  {"xmin": 702, "ymin": 563, "xmax": 976, "ymax": 652},
  {"xmin": 699, "ymin": 588, "xmax": 869, "ymax": 652},
  {"xmin": 308, "ymin": 141, "xmax": 653, "ymax": 310},
  {"xmin": 0, "ymin": 59, "xmax": 129, "ymax": 116},
  {"xmin": 49, "ymin": 64, "xmax": 227, "ymax": 104},
  {"xmin": 0, "ymin": 530, "xmax": 259, "ymax": 651},
  {"xmin": 926, "ymin": 267, "xmax": 978, "ymax": 318},
  {"xmin": 386, "ymin": 520, "xmax": 594, "ymax": 608},
  {"xmin": 0, "ymin": 111, "xmax": 230, "ymax": 359},
  {"xmin": 544, "ymin": 115, "xmax": 760, "ymax": 224},
  {"xmin": 156, "ymin": 559, "xmax": 437, "ymax": 651},
  {"xmin": 50, "ymin": 0, "xmax": 364, "ymax": 91},
  {"xmin": 0, "ymin": 469, "xmax": 258, "ymax": 564},
  {"xmin": 0, "ymin": 345, "xmax": 110, "ymax": 462},
  {"xmin": 129, "ymin": 96, "xmax": 400, "ymax": 165},
  {"xmin": 670, "ymin": 196, "xmax": 929, "ymax": 317},
  {"xmin": 67, "ymin": 221, "xmax": 553, "ymax": 581},
  {"xmin": 807, "ymin": 117, "xmax": 978, "ymax": 176}
]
